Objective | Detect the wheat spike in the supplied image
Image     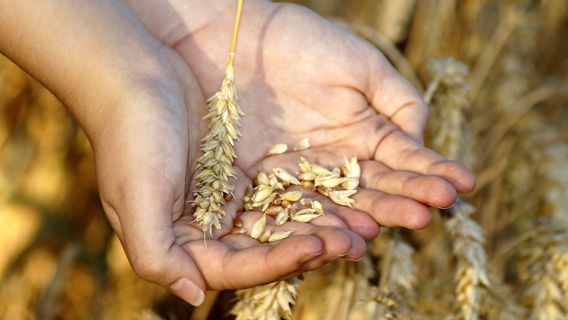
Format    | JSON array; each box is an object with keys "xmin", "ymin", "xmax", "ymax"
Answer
[
  {"xmin": 191, "ymin": 0, "xmax": 244, "ymax": 235},
  {"xmin": 426, "ymin": 57, "xmax": 472, "ymax": 166},
  {"xmin": 231, "ymin": 278, "xmax": 301, "ymax": 320},
  {"xmin": 446, "ymin": 201, "xmax": 490, "ymax": 320},
  {"xmin": 519, "ymin": 227, "xmax": 568, "ymax": 320}
]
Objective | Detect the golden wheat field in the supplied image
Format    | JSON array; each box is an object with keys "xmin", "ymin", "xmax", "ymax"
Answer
[{"xmin": 1, "ymin": 0, "xmax": 568, "ymax": 319}]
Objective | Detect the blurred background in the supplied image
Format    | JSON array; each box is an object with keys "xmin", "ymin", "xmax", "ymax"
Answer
[{"xmin": 1, "ymin": 0, "xmax": 567, "ymax": 319}]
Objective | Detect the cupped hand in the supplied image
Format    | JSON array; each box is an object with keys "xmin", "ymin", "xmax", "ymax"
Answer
[
  {"xmin": 93, "ymin": 47, "xmax": 365, "ymax": 306},
  {"xmin": 126, "ymin": 0, "xmax": 476, "ymax": 236}
]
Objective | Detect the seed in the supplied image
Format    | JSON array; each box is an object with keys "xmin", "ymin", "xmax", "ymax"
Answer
[
  {"xmin": 315, "ymin": 175, "xmax": 347, "ymax": 188},
  {"xmin": 341, "ymin": 156, "xmax": 361, "ymax": 178},
  {"xmin": 259, "ymin": 230, "xmax": 272, "ymax": 243},
  {"xmin": 299, "ymin": 171, "xmax": 317, "ymax": 181},
  {"xmin": 291, "ymin": 209, "xmax": 322, "ymax": 223},
  {"xmin": 261, "ymin": 193, "xmax": 278, "ymax": 212},
  {"xmin": 275, "ymin": 208, "xmax": 290, "ymax": 225},
  {"xmin": 265, "ymin": 205, "xmax": 284, "ymax": 216},
  {"xmin": 268, "ymin": 174, "xmax": 279, "ymax": 186},
  {"xmin": 311, "ymin": 164, "xmax": 332, "ymax": 176},
  {"xmin": 273, "ymin": 168, "xmax": 301, "ymax": 185},
  {"xmin": 302, "ymin": 181, "xmax": 315, "ymax": 190},
  {"xmin": 329, "ymin": 190, "xmax": 357, "ymax": 207},
  {"xmin": 312, "ymin": 200, "xmax": 324, "ymax": 214},
  {"xmin": 298, "ymin": 157, "xmax": 312, "ymax": 173},
  {"xmin": 342, "ymin": 177, "xmax": 359, "ymax": 190},
  {"xmin": 257, "ymin": 171, "xmax": 269, "ymax": 186},
  {"xmin": 280, "ymin": 191, "xmax": 303, "ymax": 202},
  {"xmin": 294, "ymin": 138, "xmax": 311, "ymax": 151},
  {"xmin": 268, "ymin": 231, "xmax": 293, "ymax": 242},
  {"xmin": 252, "ymin": 185, "xmax": 275, "ymax": 203},
  {"xmin": 251, "ymin": 215, "xmax": 267, "ymax": 240},
  {"xmin": 267, "ymin": 143, "xmax": 288, "ymax": 155}
]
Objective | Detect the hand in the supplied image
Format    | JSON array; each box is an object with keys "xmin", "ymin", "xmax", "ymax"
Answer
[
  {"xmin": 93, "ymin": 48, "xmax": 366, "ymax": 306},
  {"xmin": 126, "ymin": 0, "xmax": 476, "ymax": 236},
  {"xmin": 0, "ymin": 0, "xmax": 366, "ymax": 307}
]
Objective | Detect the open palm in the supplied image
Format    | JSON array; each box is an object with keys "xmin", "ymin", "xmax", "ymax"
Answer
[{"xmin": 127, "ymin": 0, "xmax": 475, "ymax": 237}]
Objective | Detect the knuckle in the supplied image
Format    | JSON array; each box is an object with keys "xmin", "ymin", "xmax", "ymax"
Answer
[{"xmin": 130, "ymin": 250, "xmax": 167, "ymax": 281}]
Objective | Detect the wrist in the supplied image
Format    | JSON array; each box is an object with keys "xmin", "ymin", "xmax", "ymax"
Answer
[{"xmin": 73, "ymin": 47, "xmax": 187, "ymax": 142}]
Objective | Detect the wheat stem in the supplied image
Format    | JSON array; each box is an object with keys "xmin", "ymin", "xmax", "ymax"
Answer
[{"xmin": 227, "ymin": 0, "xmax": 244, "ymax": 67}]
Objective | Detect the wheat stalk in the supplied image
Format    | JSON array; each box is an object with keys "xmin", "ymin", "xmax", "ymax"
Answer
[{"xmin": 192, "ymin": 0, "xmax": 245, "ymax": 236}]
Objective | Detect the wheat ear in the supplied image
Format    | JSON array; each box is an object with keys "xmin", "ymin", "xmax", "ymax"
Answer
[
  {"xmin": 192, "ymin": 0, "xmax": 244, "ymax": 236},
  {"xmin": 445, "ymin": 201, "xmax": 490, "ymax": 320},
  {"xmin": 519, "ymin": 227, "xmax": 568, "ymax": 320},
  {"xmin": 231, "ymin": 278, "xmax": 301, "ymax": 320}
]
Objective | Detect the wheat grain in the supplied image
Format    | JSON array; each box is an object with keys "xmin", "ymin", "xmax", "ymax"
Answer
[
  {"xmin": 267, "ymin": 144, "xmax": 288, "ymax": 155},
  {"xmin": 293, "ymin": 138, "xmax": 311, "ymax": 151}
]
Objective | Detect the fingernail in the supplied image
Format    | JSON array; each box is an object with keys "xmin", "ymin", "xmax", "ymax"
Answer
[
  {"xmin": 170, "ymin": 278, "xmax": 205, "ymax": 306},
  {"xmin": 344, "ymin": 256, "xmax": 365, "ymax": 262},
  {"xmin": 432, "ymin": 201, "xmax": 456, "ymax": 210}
]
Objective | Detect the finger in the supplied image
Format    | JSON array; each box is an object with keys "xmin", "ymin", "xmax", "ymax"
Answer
[
  {"xmin": 373, "ymin": 130, "xmax": 476, "ymax": 192},
  {"xmin": 299, "ymin": 228, "xmax": 366, "ymax": 270},
  {"xmin": 352, "ymin": 188, "xmax": 432, "ymax": 230},
  {"xmin": 112, "ymin": 176, "xmax": 206, "ymax": 307},
  {"xmin": 185, "ymin": 234, "xmax": 324, "ymax": 289},
  {"xmin": 359, "ymin": 160, "xmax": 457, "ymax": 208},
  {"xmin": 366, "ymin": 52, "xmax": 428, "ymax": 142},
  {"xmin": 325, "ymin": 206, "xmax": 380, "ymax": 240}
]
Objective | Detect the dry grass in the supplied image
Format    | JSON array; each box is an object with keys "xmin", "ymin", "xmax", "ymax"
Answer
[{"xmin": 1, "ymin": 0, "xmax": 568, "ymax": 319}]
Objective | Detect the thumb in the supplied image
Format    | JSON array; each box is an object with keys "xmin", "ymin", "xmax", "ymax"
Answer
[{"xmin": 108, "ymin": 175, "xmax": 206, "ymax": 306}]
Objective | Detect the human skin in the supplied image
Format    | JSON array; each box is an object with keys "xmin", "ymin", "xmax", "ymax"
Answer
[
  {"xmin": 0, "ymin": 0, "xmax": 374, "ymax": 307},
  {"xmin": 121, "ymin": 0, "xmax": 475, "ymax": 305},
  {"xmin": 126, "ymin": 0, "xmax": 476, "ymax": 232}
]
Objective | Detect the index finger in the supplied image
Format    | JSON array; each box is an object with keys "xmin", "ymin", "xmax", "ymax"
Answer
[
  {"xmin": 366, "ymin": 51, "xmax": 428, "ymax": 142},
  {"xmin": 373, "ymin": 129, "xmax": 476, "ymax": 193}
]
